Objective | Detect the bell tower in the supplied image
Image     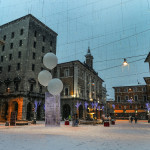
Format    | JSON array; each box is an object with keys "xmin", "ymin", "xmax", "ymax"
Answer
[{"xmin": 85, "ymin": 46, "xmax": 93, "ymax": 68}]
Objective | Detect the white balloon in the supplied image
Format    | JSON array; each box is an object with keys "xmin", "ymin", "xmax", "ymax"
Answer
[
  {"xmin": 38, "ymin": 70, "xmax": 52, "ymax": 87},
  {"xmin": 43, "ymin": 52, "xmax": 58, "ymax": 70},
  {"xmin": 47, "ymin": 78, "xmax": 63, "ymax": 95}
]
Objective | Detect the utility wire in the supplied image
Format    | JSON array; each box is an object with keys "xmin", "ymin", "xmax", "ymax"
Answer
[
  {"xmin": 105, "ymin": 71, "xmax": 149, "ymax": 80},
  {"xmin": 97, "ymin": 57, "xmax": 145, "ymax": 72},
  {"xmin": 48, "ymin": 0, "xmax": 136, "ymax": 26},
  {"xmin": 94, "ymin": 54, "xmax": 147, "ymax": 63},
  {"xmin": 58, "ymin": 26, "xmax": 150, "ymax": 61}
]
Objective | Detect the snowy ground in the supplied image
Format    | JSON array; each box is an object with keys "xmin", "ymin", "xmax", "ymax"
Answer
[{"xmin": 0, "ymin": 120, "xmax": 150, "ymax": 150}]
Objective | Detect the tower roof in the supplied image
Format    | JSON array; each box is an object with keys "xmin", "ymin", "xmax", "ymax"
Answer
[{"xmin": 85, "ymin": 46, "xmax": 93, "ymax": 58}]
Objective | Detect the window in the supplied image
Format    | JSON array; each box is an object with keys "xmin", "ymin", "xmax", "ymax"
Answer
[
  {"xmin": 11, "ymin": 32, "xmax": 15, "ymax": 38},
  {"xmin": 9, "ymin": 54, "xmax": 12, "ymax": 61},
  {"xmin": 116, "ymin": 88, "xmax": 120, "ymax": 93},
  {"xmin": 39, "ymin": 86, "xmax": 42, "ymax": 93},
  {"xmin": 15, "ymin": 83, "xmax": 19, "ymax": 91},
  {"xmin": 2, "ymin": 45, "xmax": 5, "ymax": 51},
  {"xmin": 0, "ymin": 66, "xmax": 2, "ymax": 73},
  {"xmin": 133, "ymin": 87, "xmax": 137, "ymax": 92},
  {"xmin": 134, "ymin": 95, "xmax": 138, "ymax": 102},
  {"xmin": 41, "ymin": 56, "xmax": 43, "ymax": 63},
  {"xmin": 64, "ymin": 69, "xmax": 69, "ymax": 77},
  {"xmin": 125, "ymin": 96, "xmax": 129, "ymax": 101},
  {"xmin": 19, "ymin": 40, "xmax": 22, "ymax": 46},
  {"xmin": 130, "ymin": 105, "xmax": 132, "ymax": 109},
  {"xmin": 33, "ymin": 41, "xmax": 36, "ymax": 48},
  {"xmin": 81, "ymin": 89, "xmax": 84, "ymax": 97},
  {"xmin": 141, "ymin": 105, "xmax": 144, "ymax": 109},
  {"xmin": 143, "ymin": 87, "xmax": 146, "ymax": 92},
  {"xmin": 64, "ymin": 87, "xmax": 69, "ymax": 96},
  {"xmin": 119, "ymin": 105, "xmax": 121, "ymax": 109},
  {"xmin": 143, "ymin": 96, "xmax": 147, "ymax": 102},
  {"xmin": 3, "ymin": 35, "xmax": 6, "ymax": 41},
  {"xmin": 43, "ymin": 36, "xmax": 45, "ymax": 42},
  {"xmin": 30, "ymin": 84, "xmax": 33, "ymax": 91},
  {"xmin": 18, "ymin": 51, "xmax": 21, "ymax": 58},
  {"xmin": 1, "ymin": 56, "xmax": 3, "ymax": 62},
  {"xmin": 32, "ymin": 52, "xmax": 36, "ymax": 59},
  {"xmin": 8, "ymin": 65, "xmax": 11, "ymax": 72},
  {"xmin": 34, "ymin": 31, "xmax": 37, "ymax": 37},
  {"xmin": 81, "ymin": 71, "xmax": 84, "ymax": 79},
  {"xmin": 20, "ymin": 29, "xmax": 24, "ymax": 35},
  {"xmin": 117, "ymin": 96, "xmax": 121, "ymax": 102},
  {"xmin": 124, "ymin": 88, "xmax": 128, "ymax": 92},
  {"xmin": 50, "ymin": 41, "xmax": 52, "ymax": 46},
  {"xmin": 32, "ymin": 64, "xmax": 35, "ymax": 71},
  {"xmin": 42, "ymin": 46, "xmax": 45, "ymax": 53},
  {"xmin": 17, "ymin": 63, "xmax": 20, "ymax": 70},
  {"xmin": 57, "ymin": 68, "xmax": 60, "ymax": 78},
  {"xmin": 86, "ymin": 75, "xmax": 89, "ymax": 82},
  {"xmin": 10, "ymin": 43, "xmax": 13, "ymax": 49}
]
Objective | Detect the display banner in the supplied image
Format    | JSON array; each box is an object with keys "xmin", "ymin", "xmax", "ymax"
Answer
[{"xmin": 45, "ymin": 92, "xmax": 60, "ymax": 126}]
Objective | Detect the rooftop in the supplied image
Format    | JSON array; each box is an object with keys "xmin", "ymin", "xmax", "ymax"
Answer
[
  {"xmin": 113, "ymin": 84, "xmax": 146, "ymax": 88},
  {"xmin": 0, "ymin": 14, "xmax": 58, "ymax": 36},
  {"xmin": 57, "ymin": 60, "xmax": 104, "ymax": 82},
  {"xmin": 144, "ymin": 52, "xmax": 150, "ymax": 62}
]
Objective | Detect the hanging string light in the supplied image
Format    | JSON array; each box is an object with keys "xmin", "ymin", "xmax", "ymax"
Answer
[
  {"xmin": 123, "ymin": 58, "xmax": 128, "ymax": 66},
  {"xmin": 122, "ymin": 58, "xmax": 129, "ymax": 72}
]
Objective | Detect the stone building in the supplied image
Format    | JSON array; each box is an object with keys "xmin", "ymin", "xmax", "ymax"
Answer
[
  {"xmin": 144, "ymin": 52, "xmax": 150, "ymax": 101},
  {"xmin": 54, "ymin": 47, "xmax": 105, "ymax": 120},
  {"xmin": 113, "ymin": 85, "xmax": 148, "ymax": 119},
  {"xmin": 0, "ymin": 14, "xmax": 57, "ymax": 121}
]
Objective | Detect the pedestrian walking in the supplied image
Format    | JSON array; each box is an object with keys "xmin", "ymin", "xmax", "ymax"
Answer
[
  {"xmin": 135, "ymin": 116, "xmax": 137, "ymax": 123},
  {"xmin": 131, "ymin": 116, "xmax": 133, "ymax": 123},
  {"xmin": 129, "ymin": 116, "xmax": 131, "ymax": 123}
]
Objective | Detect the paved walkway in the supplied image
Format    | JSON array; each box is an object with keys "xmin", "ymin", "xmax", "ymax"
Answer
[{"xmin": 0, "ymin": 120, "xmax": 150, "ymax": 150}]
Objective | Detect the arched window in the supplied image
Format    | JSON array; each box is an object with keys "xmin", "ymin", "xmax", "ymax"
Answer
[
  {"xmin": 30, "ymin": 84, "xmax": 33, "ymax": 92},
  {"xmin": 64, "ymin": 87, "xmax": 69, "ymax": 96}
]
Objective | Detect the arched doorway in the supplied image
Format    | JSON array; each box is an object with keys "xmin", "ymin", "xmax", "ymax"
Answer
[
  {"xmin": 26, "ymin": 102, "xmax": 32, "ymax": 121},
  {"xmin": 37, "ymin": 105, "xmax": 41, "ymax": 120},
  {"xmin": 62, "ymin": 104, "xmax": 71, "ymax": 120},
  {"xmin": 79, "ymin": 105, "xmax": 83, "ymax": 119},
  {"xmin": 2, "ymin": 102, "xmax": 8, "ymax": 120}
]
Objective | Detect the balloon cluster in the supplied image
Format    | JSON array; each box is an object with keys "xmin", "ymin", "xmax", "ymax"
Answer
[{"xmin": 38, "ymin": 53, "xmax": 63, "ymax": 95}]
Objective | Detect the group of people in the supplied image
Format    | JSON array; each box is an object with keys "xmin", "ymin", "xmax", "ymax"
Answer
[{"xmin": 129, "ymin": 116, "xmax": 138, "ymax": 123}]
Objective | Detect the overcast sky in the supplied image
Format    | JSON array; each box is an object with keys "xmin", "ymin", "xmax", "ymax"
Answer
[{"xmin": 0, "ymin": 0, "xmax": 150, "ymax": 99}]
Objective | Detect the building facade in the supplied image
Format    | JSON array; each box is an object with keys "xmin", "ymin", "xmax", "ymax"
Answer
[
  {"xmin": 144, "ymin": 52, "xmax": 150, "ymax": 101},
  {"xmin": 54, "ymin": 47, "xmax": 105, "ymax": 120},
  {"xmin": 113, "ymin": 85, "xmax": 148, "ymax": 119},
  {"xmin": 0, "ymin": 14, "xmax": 57, "ymax": 121}
]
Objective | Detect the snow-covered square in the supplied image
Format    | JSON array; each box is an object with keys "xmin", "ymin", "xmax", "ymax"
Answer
[{"xmin": 0, "ymin": 120, "xmax": 150, "ymax": 150}]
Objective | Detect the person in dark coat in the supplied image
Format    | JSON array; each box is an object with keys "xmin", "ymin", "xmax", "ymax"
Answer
[
  {"xmin": 135, "ymin": 116, "xmax": 137, "ymax": 123},
  {"xmin": 131, "ymin": 116, "xmax": 133, "ymax": 123}
]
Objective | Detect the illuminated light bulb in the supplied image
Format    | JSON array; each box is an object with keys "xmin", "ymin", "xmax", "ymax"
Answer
[{"xmin": 123, "ymin": 58, "xmax": 128, "ymax": 66}]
